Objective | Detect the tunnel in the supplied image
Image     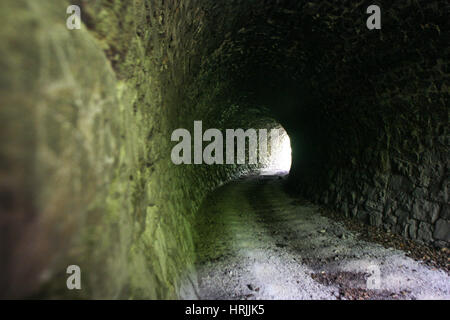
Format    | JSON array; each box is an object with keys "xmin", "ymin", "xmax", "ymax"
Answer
[{"xmin": 0, "ymin": 1, "xmax": 449, "ymax": 299}]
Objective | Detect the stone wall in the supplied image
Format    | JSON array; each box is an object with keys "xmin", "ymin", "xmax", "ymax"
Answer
[
  {"xmin": 0, "ymin": 0, "xmax": 448, "ymax": 299},
  {"xmin": 287, "ymin": 1, "xmax": 449, "ymax": 248},
  {"xmin": 0, "ymin": 0, "xmax": 274, "ymax": 299}
]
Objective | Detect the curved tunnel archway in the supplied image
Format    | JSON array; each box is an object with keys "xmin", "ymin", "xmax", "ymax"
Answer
[{"xmin": 0, "ymin": 0, "xmax": 448, "ymax": 299}]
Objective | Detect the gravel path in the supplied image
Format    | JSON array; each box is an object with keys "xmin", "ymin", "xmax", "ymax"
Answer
[{"xmin": 185, "ymin": 174, "xmax": 450, "ymax": 300}]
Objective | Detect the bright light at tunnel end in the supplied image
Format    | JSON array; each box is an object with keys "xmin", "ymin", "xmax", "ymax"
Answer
[
  {"xmin": 170, "ymin": 121, "xmax": 292, "ymax": 173},
  {"xmin": 265, "ymin": 131, "xmax": 292, "ymax": 173}
]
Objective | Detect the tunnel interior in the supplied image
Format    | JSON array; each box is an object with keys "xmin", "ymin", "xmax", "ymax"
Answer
[{"xmin": 0, "ymin": 0, "xmax": 448, "ymax": 299}]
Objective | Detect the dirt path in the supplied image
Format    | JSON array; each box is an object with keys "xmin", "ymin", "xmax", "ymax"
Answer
[{"xmin": 188, "ymin": 174, "xmax": 450, "ymax": 300}]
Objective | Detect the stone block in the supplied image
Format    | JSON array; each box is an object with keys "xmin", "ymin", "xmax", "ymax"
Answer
[
  {"xmin": 411, "ymin": 199, "xmax": 440, "ymax": 223},
  {"xmin": 433, "ymin": 219, "xmax": 450, "ymax": 242},
  {"xmin": 385, "ymin": 214, "xmax": 397, "ymax": 226},
  {"xmin": 407, "ymin": 219, "xmax": 418, "ymax": 240},
  {"xmin": 417, "ymin": 222, "xmax": 433, "ymax": 243},
  {"xmin": 395, "ymin": 209, "xmax": 409, "ymax": 225},
  {"xmin": 389, "ymin": 174, "xmax": 414, "ymax": 194},
  {"xmin": 369, "ymin": 212, "xmax": 383, "ymax": 227},
  {"xmin": 440, "ymin": 204, "xmax": 450, "ymax": 220}
]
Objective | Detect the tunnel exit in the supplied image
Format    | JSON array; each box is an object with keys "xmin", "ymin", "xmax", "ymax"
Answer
[{"xmin": 260, "ymin": 127, "xmax": 292, "ymax": 175}]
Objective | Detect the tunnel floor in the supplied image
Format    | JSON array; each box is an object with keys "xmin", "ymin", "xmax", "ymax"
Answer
[{"xmin": 189, "ymin": 175, "xmax": 450, "ymax": 300}]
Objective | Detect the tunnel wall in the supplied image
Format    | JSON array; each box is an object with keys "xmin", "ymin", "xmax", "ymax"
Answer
[
  {"xmin": 285, "ymin": 1, "xmax": 449, "ymax": 248},
  {"xmin": 0, "ymin": 0, "xmax": 276, "ymax": 299}
]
